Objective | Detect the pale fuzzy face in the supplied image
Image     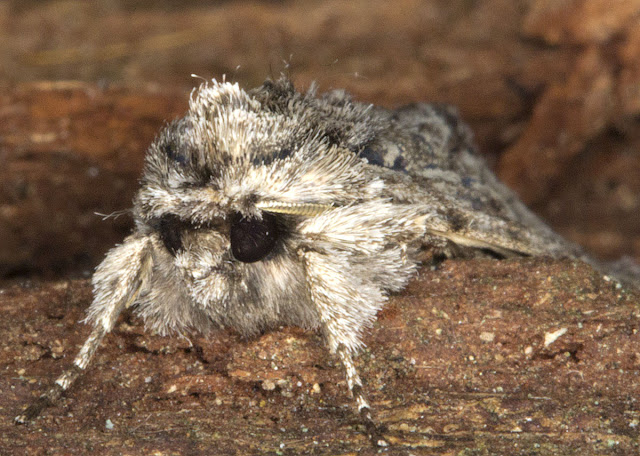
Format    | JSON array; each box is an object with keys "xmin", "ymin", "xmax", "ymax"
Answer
[{"xmin": 118, "ymin": 79, "xmax": 418, "ymax": 342}]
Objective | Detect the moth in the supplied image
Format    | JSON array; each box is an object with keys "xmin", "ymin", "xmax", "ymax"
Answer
[{"xmin": 15, "ymin": 77, "xmax": 625, "ymax": 445}]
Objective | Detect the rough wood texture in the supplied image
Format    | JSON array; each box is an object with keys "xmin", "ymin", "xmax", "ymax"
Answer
[
  {"xmin": 2, "ymin": 259, "xmax": 639, "ymax": 455},
  {"xmin": 0, "ymin": 83, "xmax": 186, "ymax": 279}
]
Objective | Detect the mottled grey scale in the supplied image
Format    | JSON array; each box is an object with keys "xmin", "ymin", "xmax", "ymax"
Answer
[
  {"xmin": 358, "ymin": 145, "xmax": 386, "ymax": 168},
  {"xmin": 361, "ymin": 102, "xmax": 570, "ymax": 253},
  {"xmin": 368, "ymin": 103, "xmax": 473, "ymax": 177},
  {"xmin": 251, "ymin": 147, "xmax": 293, "ymax": 166},
  {"xmin": 249, "ymin": 78, "xmax": 296, "ymax": 114},
  {"xmin": 392, "ymin": 155, "xmax": 408, "ymax": 172},
  {"xmin": 160, "ymin": 140, "xmax": 187, "ymax": 166},
  {"xmin": 357, "ymin": 139, "xmax": 411, "ymax": 172},
  {"xmin": 159, "ymin": 118, "xmax": 193, "ymax": 166},
  {"xmin": 461, "ymin": 176, "xmax": 475, "ymax": 189},
  {"xmin": 252, "ymin": 79, "xmax": 382, "ymax": 154}
]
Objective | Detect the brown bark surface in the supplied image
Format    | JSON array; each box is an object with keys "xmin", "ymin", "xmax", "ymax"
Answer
[
  {"xmin": 0, "ymin": 82, "xmax": 186, "ymax": 280},
  {"xmin": 3, "ymin": 259, "xmax": 639, "ymax": 455}
]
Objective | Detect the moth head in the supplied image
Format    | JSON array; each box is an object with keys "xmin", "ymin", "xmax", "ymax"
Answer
[
  {"xmin": 135, "ymin": 78, "xmax": 378, "ymax": 251},
  {"xmin": 86, "ymin": 78, "xmax": 424, "ymax": 341},
  {"xmin": 124, "ymin": 78, "xmax": 392, "ymax": 330}
]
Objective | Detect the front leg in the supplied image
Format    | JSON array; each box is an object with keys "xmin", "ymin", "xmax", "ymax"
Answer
[
  {"xmin": 336, "ymin": 345, "xmax": 388, "ymax": 447},
  {"xmin": 15, "ymin": 234, "xmax": 153, "ymax": 424},
  {"xmin": 301, "ymin": 250, "xmax": 389, "ymax": 447}
]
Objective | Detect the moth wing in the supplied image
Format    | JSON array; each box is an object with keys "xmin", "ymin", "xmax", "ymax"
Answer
[
  {"xmin": 419, "ymin": 197, "xmax": 574, "ymax": 258},
  {"xmin": 365, "ymin": 103, "xmax": 585, "ymax": 259}
]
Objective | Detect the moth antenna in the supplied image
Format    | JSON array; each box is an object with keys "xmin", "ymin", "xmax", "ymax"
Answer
[
  {"xmin": 15, "ymin": 235, "xmax": 153, "ymax": 424},
  {"xmin": 257, "ymin": 201, "xmax": 334, "ymax": 216}
]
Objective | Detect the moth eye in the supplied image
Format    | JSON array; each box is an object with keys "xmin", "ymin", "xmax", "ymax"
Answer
[
  {"xmin": 158, "ymin": 214, "xmax": 184, "ymax": 256},
  {"xmin": 230, "ymin": 212, "xmax": 279, "ymax": 263}
]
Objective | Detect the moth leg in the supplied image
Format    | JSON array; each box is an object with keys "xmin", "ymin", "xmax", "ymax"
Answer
[
  {"xmin": 336, "ymin": 344, "xmax": 389, "ymax": 447},
  {"xmin": 301, "ymin": 250, "xmax": 389, "ymax": 447},
  {"xmin": 14, "ymin": 326, "xmax": 106, "ymax": 424},
  {"xmin": 15, "ymin": 235, "xmax": 152, "ymax": 424}
]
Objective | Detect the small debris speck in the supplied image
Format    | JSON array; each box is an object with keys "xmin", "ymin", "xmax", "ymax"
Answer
[
  {"xmin": 544, "ymin": 327, "xmax": 567, "ymax": 347},
  {"xmin": 480, "ymin": 331, "xmax": 495, "ymax": 342}
]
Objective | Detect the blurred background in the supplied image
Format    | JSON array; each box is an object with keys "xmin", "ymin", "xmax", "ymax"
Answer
[{"xmin": 1, "ymin": 0, "xmax": 639, "ymax": 281}]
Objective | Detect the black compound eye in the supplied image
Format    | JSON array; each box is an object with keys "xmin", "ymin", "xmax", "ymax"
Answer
[
  {"xmin": 158, "ymin": 214, "xmax": 184, "ymax": 256},
  {"xmin": 230, "ymin": 212, "xmax": 279, "ymax": 263}
]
